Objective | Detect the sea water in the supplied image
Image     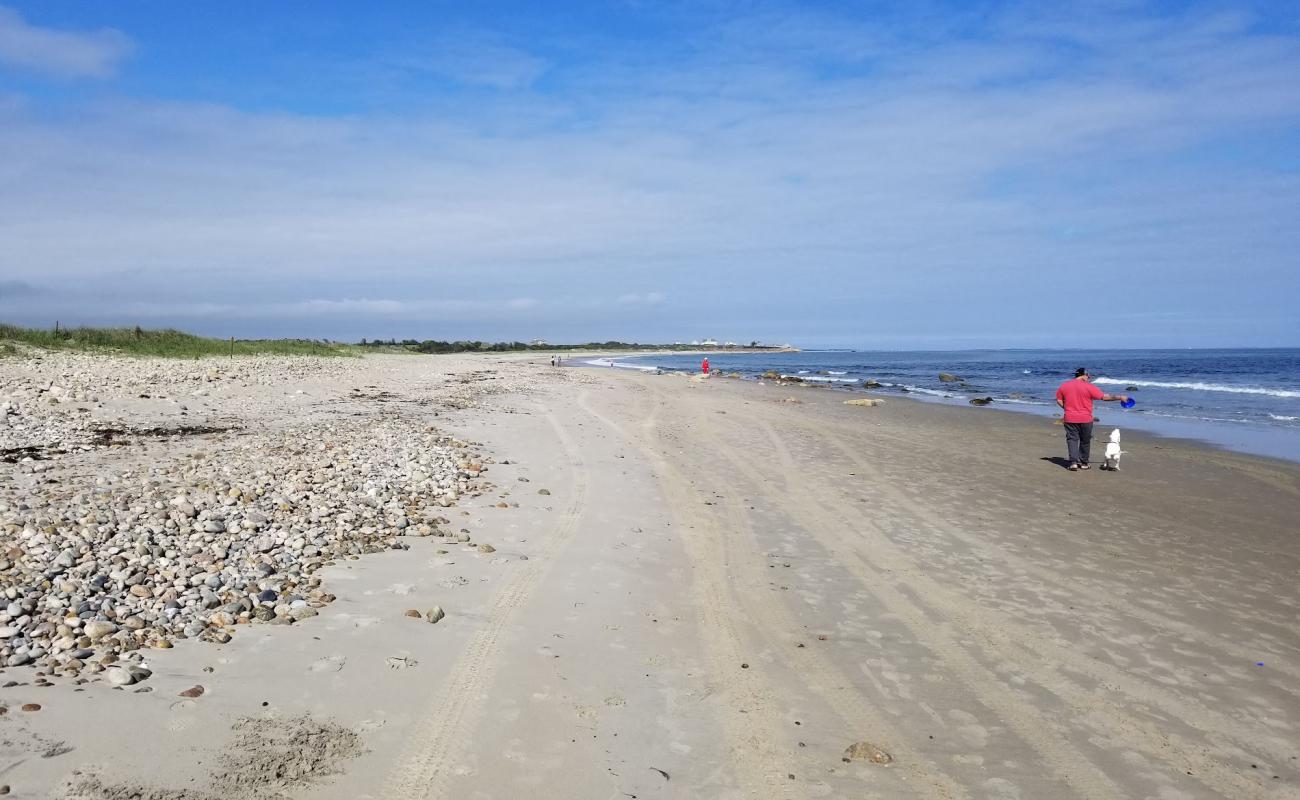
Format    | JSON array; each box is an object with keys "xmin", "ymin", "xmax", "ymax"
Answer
[{"xmin": 614, "ymin": 349, "xmax": 1300, "ymax": 463}]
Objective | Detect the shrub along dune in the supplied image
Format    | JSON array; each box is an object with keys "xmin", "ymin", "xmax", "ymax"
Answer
[{"xmin": 0, "ymin": 323, "xmax": 354, "ymax": 358}]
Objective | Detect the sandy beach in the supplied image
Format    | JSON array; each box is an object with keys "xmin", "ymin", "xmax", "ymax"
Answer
[{"xmin": 1, "ymin": 351, "xmax": 1297, "ymax": 799}]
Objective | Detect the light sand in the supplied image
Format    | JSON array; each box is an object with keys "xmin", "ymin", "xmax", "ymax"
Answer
[{"xmin": 3, "ymin": 355, "xmax": 1298, "ymax": 799}]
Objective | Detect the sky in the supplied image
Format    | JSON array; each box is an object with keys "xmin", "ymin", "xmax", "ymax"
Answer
[{"xmin": 0, "ymin": 1, "xmax": 1297, "ymax": 348}]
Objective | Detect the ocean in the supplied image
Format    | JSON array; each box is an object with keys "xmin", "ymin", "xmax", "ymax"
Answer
[{"xmin": 598, "ymin": 349, "xmax": 1300, "ymax": 463}]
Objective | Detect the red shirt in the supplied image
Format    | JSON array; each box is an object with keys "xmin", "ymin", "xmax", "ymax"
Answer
[{"xmin": 1056, "ymin": 378, "xmax": 1104, "ymax": 423}]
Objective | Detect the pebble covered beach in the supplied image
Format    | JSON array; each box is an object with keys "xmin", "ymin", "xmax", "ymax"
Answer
[{"xmin": 0, "ymin": 351, "xmax": 506, "ymax": 686}]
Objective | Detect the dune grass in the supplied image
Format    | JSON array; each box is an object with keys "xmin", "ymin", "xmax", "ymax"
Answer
[{"xmin": 0, "ymin": 323, "xmax": 356, "ymax": 358}]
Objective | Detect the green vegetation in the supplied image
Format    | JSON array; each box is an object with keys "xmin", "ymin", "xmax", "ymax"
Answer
[
  {"xmin": 0, "ymin": 322, "xmax": 791, "ymax": 360},
  {"xmin": 0, "ymin": 323, "xmax": 355, "ymax": 358},
  {"xmin": 358, "ymin": 339, "xmax": 786, "ymax": 354}
]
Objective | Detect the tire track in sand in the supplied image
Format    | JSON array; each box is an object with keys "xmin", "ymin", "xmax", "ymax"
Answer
[
  {"xmin": 766, "ymin": 415, "xmax": 1293, "ymax": 798},
  {"xmin": 651, "ymin": 389, "xmax": 1126, "ymax": 800},
  {"xmin": 704, "ymin": 454, "xmax": 970, "ymax": 799},
  {"xmin": 742, "ymin": 412, "xmax": 1279, "ymax": 799},
  {"xmin": 382, "ymin": 400, "xmax": 589, "ymax": 800},
  {"xmin": 576, "ymin": 391, "xmax": 802, "ymax": 799},
  {"xmin": 777, "ymin": 412, "xmax": 1300, "ymax": 686}
]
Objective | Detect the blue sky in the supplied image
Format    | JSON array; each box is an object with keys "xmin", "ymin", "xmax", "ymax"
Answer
[{"xmin": 1, "ymin": 1, "xmax": 1297, "ymax": 347}]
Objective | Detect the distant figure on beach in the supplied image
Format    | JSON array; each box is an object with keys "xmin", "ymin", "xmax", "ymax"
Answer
[
  {"xmin": 1055, "ymin": 368, "xmax": 1130, "ymax": 472},
  {"xmin": 702, "ymin": 357, "xmax": 710, "ymax": 375}
]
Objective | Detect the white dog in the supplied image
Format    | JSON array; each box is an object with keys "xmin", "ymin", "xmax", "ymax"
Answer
[{"xmin": 1102, "ymin": 428, "xmax": 1124, "ymax": 471}]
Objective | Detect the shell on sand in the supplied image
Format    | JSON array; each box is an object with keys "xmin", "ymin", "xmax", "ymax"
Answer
[{"xmin": 844, "ymin": 741, "xmax": 892, "ymax": 764}]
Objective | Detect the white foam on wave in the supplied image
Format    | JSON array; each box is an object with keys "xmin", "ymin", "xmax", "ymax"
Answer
[
  {"xmin": 1094, "ymin": 378, "xmax": 1300, "ymax": 398},
  {"xmin": 787, "ymin": 375, "xmax": 858, "ymax": 384},
  {"xmin": 902, "ymin": 385, "xmax": 965, "ymax": 399},
  {"xmin": 1138, "ymin": 410, "xmax": 1253, "ymax": 424},
  {"xmin": 996, "ymin": 397, "xmax": 1052, "ymax": 406},
  {"xmin": 1270, "ymin": 414, "xmax": 1299, "ymax": 422},
  {"xmin": 827, "ymin": 370, "xmax": 847, "ymax": 375},
  {"xmin": 581, "ymin": 358, "xmax": 659, "ymax": 372}
]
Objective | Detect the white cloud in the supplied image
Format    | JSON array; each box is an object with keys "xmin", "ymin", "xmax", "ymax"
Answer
[
  {"xmin": 0, "ymin": 5, "xmax": 1295, "ymax": 345},
  {"xmin": 617, "ymin": 292, "xmax": 666, "ymax": 305},
  {"xmin": 0, "ymin": 6, "xmax": 133, "ymax": 78},
  {"xmin": 0, "ymin": 279, "xmax": 40, "ymax": 297},
  {"xmin": 392, "ymin": 32, "xmax": 548, "ymax": 90},
  {"xmin": 292, "ymin": 298, "xmax": 407, "ymax": 315}
]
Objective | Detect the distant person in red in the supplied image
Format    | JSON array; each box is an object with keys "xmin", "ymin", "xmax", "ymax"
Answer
[
  {"xmin": 1055, "ymin": 368, "xmax": 1129, "ymax": 471},
  {"xmin": 702, "ymin": 357, "xmax": 710, "ymax": 375}
]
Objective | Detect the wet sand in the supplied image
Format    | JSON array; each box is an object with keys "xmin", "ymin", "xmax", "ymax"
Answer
[{"xmin": 3, "ymin": 354, "xmax": 1298, "ymax": 799}]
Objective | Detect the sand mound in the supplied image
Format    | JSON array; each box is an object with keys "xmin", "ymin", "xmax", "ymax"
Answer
[
  {"xmin": 214, "ymin": 715, "xmax": 365, "ymax": 794},
  {"xmin": 61, "ymin": 775, "xmax": 219, "ymax": 800},
  {"xmin": 60, "ymin": 715, "xmax": 363, "ymax": 800}
]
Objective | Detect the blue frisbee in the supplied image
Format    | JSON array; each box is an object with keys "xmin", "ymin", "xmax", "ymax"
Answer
[{"xmin": 1121, "ymin": 398, "xmax": 1136, "ymax": 409}]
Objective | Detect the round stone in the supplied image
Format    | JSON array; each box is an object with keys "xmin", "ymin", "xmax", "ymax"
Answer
[{"xmin": 105, "ymin": 666, "xmax": 136, "ymax": 686}]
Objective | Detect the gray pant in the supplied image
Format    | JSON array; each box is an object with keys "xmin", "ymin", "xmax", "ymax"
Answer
[{"xmin": 1064, "ymin": 422, "xmax": 1093, "ymax": 465}]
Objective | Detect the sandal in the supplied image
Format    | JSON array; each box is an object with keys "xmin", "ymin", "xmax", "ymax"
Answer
[
  {"xmin": 1068, "ymin": 464, "xmax": 1079, "ymax": 471},
  {"xmin": 1079, "ymin": 464, "xmax": 1091, "ymax": 470}
]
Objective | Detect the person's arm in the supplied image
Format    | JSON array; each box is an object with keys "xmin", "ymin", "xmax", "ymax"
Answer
[
  {"xmin": 1055, "ymin": 388, "xmax": 1066, "ymax": 410},
  {"xmin": 1093, "ymin": 384, "xmax": 1128, "ymax": 402}
]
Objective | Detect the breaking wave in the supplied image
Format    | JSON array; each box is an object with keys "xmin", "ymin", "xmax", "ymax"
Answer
[{"xmin": 1093, "ymin": 378, "xmax": 1300, "ymax": 399}]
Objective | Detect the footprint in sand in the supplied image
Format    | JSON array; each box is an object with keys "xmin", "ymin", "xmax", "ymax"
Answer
[
  {"xmin": 166, "ymin": 714, "xmax": 195, "ymax": 732},
  {"xmin": 983, "ymin": 777, "xmax": 1023, "ymax": 799},
  {"xmin": 309, "ymin": 654, "xmax": 347, "ymax": 673},
  {"xmin": 169, "ymin": 699, "xmax": 197, "ymax": 720}
]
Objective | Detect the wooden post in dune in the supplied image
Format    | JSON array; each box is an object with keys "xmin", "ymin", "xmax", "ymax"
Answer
[{"xmin": 230, "ymin": 336, "xmax": 235, "ymax": 359}]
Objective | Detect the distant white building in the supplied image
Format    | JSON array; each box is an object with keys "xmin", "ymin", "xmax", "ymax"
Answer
[
  {"xmin": 530, "ymin": 338, "xmax": 548, "ymax": 346},
  {"xmin": 700, "ymin": 338, "xmax": 719, "ymax": 347}
]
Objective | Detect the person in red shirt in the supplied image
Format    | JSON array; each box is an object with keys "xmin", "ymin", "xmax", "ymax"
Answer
[
  {"xmin": 1055, "ymin": 368, "xmax": 1129, "ymax": 471},
  {"xmin": 701, "ymin": 357, "xmax": 710, "ymax": 375}
]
